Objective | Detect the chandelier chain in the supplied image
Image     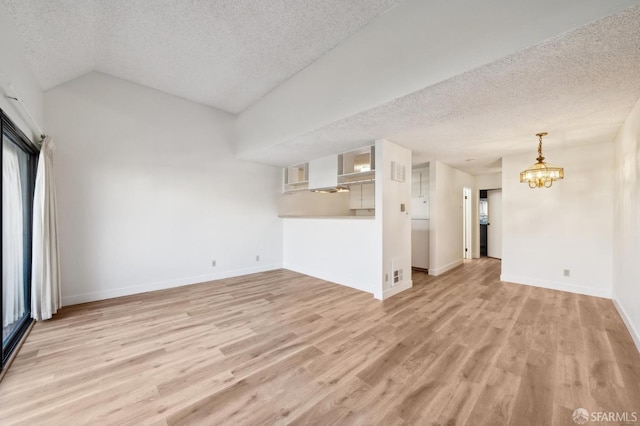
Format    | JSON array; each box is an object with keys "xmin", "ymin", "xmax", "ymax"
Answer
[{"xmin": 536, "ymin": 133, "xmax": 545, "ymax": 162}]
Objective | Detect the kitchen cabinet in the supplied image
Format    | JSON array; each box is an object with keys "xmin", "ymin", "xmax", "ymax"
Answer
[
  {"xmin": 339, "ymin": 145, "xmax": 375, "ymax": 176},
  {"xmin": 283, "ymin": 163, "xmax": 308, "ymax": 193},
  {"xmin": 350, "ymin": 182, "xmax": 375, "ymax": 209}
]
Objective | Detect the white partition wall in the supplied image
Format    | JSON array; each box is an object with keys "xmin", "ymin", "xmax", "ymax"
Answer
[
  {"xmin": 281, "ymin": 139, "xmax": 412, "ymax": 300},
  {"xmin": 282, "ymin": 218, "xmax": 380, "ymax": 295},
  {"xmin": 378, "ymin": 139, "xmax": 413, "ymax": 299}
]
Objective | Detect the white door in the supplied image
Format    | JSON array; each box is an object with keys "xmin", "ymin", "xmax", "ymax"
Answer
[{"xmin": 487, "ymin": 189, "xmax": 502, "ymax": 259}]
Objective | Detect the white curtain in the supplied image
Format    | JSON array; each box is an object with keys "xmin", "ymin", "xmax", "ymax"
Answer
[
  {"xmin": 2, "ymin": 141, "xmax": 25, "ymax": 328},
  {"xmin": 31, "ymin": 136, "xmax": 61, "ymax": 321}
]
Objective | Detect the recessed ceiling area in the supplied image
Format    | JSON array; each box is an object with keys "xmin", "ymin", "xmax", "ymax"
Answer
[
  {"xmin": 1, "ymin": 0, "xmax": 639, "ymax": 175},
  {"xmin": 248, "ymin": 5, "xmax": 640, "ymax": 175}
]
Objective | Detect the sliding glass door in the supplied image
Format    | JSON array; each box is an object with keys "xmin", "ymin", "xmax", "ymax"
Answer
[{"xmin": 1, "ymin": 110, "xmax": 38, "ymax": 369}]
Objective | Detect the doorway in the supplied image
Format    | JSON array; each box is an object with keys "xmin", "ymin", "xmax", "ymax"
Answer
[{"xmin": 479, "ymin": 189, "xmax": 502, "ymax": 259}]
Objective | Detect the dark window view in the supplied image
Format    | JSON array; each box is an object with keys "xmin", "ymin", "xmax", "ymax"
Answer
[{"xmin": 479, "ymin": 190, "xmax": 488, "ymax": 257}]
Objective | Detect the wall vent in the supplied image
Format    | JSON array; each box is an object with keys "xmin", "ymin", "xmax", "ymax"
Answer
[
  {"xmin": 390, "ymin": 258, "xmax": 404, "ymax": 287},
  {"xmin": 391, "ymin": 161, "xmax": 406, "ymax": 182},
  {"xmin": 393, "ymin": 268, "xmax": 403, "ymax": 285}
]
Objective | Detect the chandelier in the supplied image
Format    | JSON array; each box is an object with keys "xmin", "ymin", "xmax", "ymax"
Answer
[{"xmin": 520, "ymin": 132, "xmax": 564, "ymax": 188}]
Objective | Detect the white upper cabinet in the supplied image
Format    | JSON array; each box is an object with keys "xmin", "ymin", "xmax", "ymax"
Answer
[
  {"xmin": 339, "ymin": 145, "xmax": 375, "ymax": 178},
  {"xmin": 283, "ymin": 163, "xmax": 308, "ymax": 193},
  {"xmin": 309, "ymin": 155, "xmax": 339, "ymax": 190}
]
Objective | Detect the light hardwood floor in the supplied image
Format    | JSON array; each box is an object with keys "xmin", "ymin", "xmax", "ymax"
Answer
[{"xmin": 1, "ymin": 258, "xmax": 639, "ymax": 425}]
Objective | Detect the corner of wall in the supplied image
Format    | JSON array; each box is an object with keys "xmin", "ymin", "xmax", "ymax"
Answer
[
  {"xmin": 612, "ymin": 94, "xmax": 640, "ymax": 353},
  {"xmin": 381, "ymin": 279, "xmax": 413, "ymax": 300},
  {"xmin": 612, "ymin": 296, "xmax": 640, "ymax": 352},
  {"xmin": 377, "ymin": 139, "xmax": 412, "ymax": 299},
  {"xmin": 429, "ymin": 259, "xmax": 463, "ymax": 276}
]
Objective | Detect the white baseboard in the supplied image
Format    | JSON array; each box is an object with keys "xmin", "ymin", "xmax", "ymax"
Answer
[
  {"xmin": 62, "ymin": 264, "xmax": 282, "ymax": 306},
  {"xmin": 612, "ymin": 297, "xmax": 640, "ymax": 352},
  {"xmin": 500, "ymin": 274, "xmax": 612, "ymax": 299},
  {"xmin": 429, "ymin": 259, "xmax": 463, "ymax": 276},
  {"xmin": 379, "ymin": 280, "xmax": 413, "ymax": 300},
  {"xmin": 283, "ymin": 262, "xmax": 374, "ymax": 296}
]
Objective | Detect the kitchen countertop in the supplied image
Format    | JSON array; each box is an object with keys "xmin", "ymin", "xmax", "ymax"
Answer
[{"xmin": 279, "ymin": 215, "xmax": 375, "ymax": 219}]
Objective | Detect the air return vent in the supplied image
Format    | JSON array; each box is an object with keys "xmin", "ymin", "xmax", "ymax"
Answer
[
  {"xmin": 391, "ymin": 161, "xmax": 406, "ymax": 182},
  {"xmin": 390, "ymin": 258, "xmax": 404, "ymax": 287},
  {"xmin": 393, "ymin": 269, "xmax": 403, "ymax": 285}
]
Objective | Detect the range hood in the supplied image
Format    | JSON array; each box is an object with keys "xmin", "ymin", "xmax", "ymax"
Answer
[{"xmin": 309, "ymin": 154, "xmax": 344, "ymax": 192}]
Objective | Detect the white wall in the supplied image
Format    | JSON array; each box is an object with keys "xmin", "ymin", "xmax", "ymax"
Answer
[
  {"xmin": 44, "ymin": 72, "xmax": 283, "ymax": 305},
  {"xmin": 379, "ymin": 139, "xmax": 412, "ymax": 298},
  {"xmin": 429, "ymin": 161, "xmax": 475, "ymax": 275},
  {"xmin": 612, "ymin": 96, "xmax": 640, "ymax": 350},
  {"xmin": 282, "ymin": 218, "xmax": 379, "ymax": 295},
  {"xmin": 0, "ymin": 3, "xmax": 43, "ymax": 141},
  {"xmin": 501, "ymin": 142, "xmax": 613, "ymax": 298},
  {"xmin": 475, "ymin": 172, "xmax": 502, "ymax": 190}
]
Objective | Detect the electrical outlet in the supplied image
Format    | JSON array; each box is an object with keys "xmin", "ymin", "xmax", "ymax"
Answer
[
  {"xmin": 563, "ymin": 269, "xmax": 570, "ymax": 277},
  {"xmin": 212, "ymin": 260, "xmax": 216, "ymax": 267},
  {"xmin": 256, "ymin": 255, "xmax": 260, "ymax": 262}
]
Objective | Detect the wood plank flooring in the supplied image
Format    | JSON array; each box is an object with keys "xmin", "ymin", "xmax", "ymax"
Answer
[{"xmin": 1, "ymin": 258, "xmax": 639, "ymax": 425}]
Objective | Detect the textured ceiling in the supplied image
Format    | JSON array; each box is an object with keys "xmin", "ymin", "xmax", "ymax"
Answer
[
  {"xmin": 2, "ymin": 1, "xmax": 639, "ymax": 175},
  {"xmin": 244, "ymin": 5, "xmax": 640, "ymax": 174},
  {"xmin": 0, "ymin": 0, "xmax": 401, "ymax": 113}
]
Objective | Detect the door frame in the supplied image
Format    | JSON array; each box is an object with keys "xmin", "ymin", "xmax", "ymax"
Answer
[
  {"xmin": 487, "ymin": 189, "xmax": 502, "ymax": 259},
  {"xmin": 463, "ymin": 187, "xmax": 472, "ymax": 259}
]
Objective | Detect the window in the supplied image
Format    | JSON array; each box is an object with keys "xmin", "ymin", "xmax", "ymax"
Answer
[
  {"xmin": 479, "ymin": 198, "xmax": 488, "ymax": 225},
  {"xmin": 1, "ymin": 109, "xmax": 38, "ymax": 370}
]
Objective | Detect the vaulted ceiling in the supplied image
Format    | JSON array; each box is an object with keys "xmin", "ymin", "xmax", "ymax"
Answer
[
  {"xmin": 1, "ymin": 0, "xmax": 401, "ymax": 113},
  {"xmin": 2, "ymin": 0, "xmax": 640, "ymax": 174}
]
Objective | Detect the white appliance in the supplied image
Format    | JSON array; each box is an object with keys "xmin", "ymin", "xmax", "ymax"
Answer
[
  {"xmin": 412, "ymin": 197, "xmax": 429, "ymax": 219},
  {"xmin": 411, "ymin": 219, "xmax": 429, "ymax": 270},
  {"xmin": 411, "ymin": 167, "xmax": 430, "ymax": 270}
]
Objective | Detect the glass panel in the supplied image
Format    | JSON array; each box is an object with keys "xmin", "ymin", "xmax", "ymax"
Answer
[
  {"xmin": 1, "ymin": 115, "xmax": 36, "ymax": 368},
  {"xmin": 479, "ymin": 198, "xmax": 488, "ymax": 225},
  {"xmin": 2, "ymin": 137, "xmax": 29, "ymax": 344}
]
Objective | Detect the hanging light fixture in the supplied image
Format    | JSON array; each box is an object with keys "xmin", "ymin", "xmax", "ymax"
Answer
[{"xmin": 520, "ymin": 132, "xmax": 564, "ymax": 188}]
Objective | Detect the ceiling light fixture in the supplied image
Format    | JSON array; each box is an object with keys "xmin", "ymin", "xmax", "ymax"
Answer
[{"xmin": 520, "ymin": 132, "xmax": 564, "ymax": 188}]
